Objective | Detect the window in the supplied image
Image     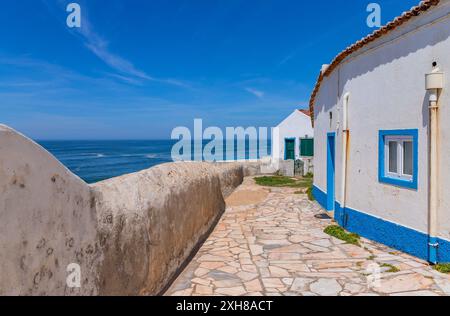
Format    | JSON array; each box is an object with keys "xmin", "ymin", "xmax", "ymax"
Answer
[
  {"xmin": 379, "ymin": 130, "xmax": 418, "ymax": 189},
  {"xmin": 300, "ymin": 138, "xmax": 314, "ymax": 157}
]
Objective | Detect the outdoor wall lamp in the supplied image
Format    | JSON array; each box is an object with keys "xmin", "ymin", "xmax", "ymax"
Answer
[{"xmin": 425, "ymin": 64, "xmax": 444, "ymax": 92}]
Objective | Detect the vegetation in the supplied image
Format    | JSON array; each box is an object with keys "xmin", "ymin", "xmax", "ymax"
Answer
[
  {"xmin": 324, "ymin": 225, "xmax": 361, "ymax": 246},
  {"xmin": 381, "ymin": 263, "xmax": 400, "ymax": 273},
  {"xmin": 306, "ymin": 184, "xmax": 315, "ymax": 201},
  {"xmin": 255, "ymin": 174, "xmax": 315, "ymax": 201},
  {"xmin": 255, "ymin": 176, "xmax": 313, "ymax": 189},
  {"xmin": 434, "ymin": 263, "xmax": 450, "ymax": 274}
]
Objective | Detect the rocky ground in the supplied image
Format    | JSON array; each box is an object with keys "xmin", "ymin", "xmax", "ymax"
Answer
[{"xmin": 165, "ymin": 177, "xmax": 450, "ymax": 296}]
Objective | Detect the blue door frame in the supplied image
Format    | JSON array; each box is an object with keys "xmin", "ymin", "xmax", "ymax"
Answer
[{"xmin": 327, "ymin": 133, "xmax": 336, "ymax": 211}]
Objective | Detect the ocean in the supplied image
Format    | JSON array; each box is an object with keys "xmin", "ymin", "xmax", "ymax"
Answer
[{"xmin": 38, "ymin": 140, "xmax": 272, "ymax": 184}]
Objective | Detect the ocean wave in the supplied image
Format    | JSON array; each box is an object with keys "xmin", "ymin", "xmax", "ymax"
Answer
[{"xmin": 145, "ymin": 154, "xmax": 158, "ymax": 159}]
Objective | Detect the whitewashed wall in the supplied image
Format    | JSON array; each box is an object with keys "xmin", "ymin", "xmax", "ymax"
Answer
[
  {"xmin": 313, "ymin": 1, "xmax": 450, "ymax": 239},
  {"xmin": 272, "ymin": 110, "xmax": 314, "ymax": 163}
]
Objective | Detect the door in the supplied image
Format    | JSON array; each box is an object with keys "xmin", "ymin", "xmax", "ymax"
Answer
[
  {"xmin": 327, "ymin": 133, "xmax": 336, "ymax": 211},
  {"xmin": 285, "ymin": 139, "xmax": 295, "ymax": 160}
]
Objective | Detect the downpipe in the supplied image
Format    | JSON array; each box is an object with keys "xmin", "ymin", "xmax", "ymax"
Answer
[
  {"xmin": 426, "ymin": 65, "xmax": 444, "ymax": 264},
  {"xmin": 428, "ymin": 89, "xmax": 439, "ymax": 264},
  {"xmin": 339, "ymin": 93, "xmax": 350, "ymax": 227}
]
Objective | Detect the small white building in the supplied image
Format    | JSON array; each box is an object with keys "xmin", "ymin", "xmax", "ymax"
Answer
[
  {"xmin": 311, "ymin": 0, "xmax": 450, "ymax": 263},
  {"xmin": 272, "ymin": 109, "xmax": 314, "ymax": 173}
]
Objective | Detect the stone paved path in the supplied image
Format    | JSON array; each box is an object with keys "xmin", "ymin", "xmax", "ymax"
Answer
[{"xmin": 166, "ymin": 177, "xmax": 450, "ymax": 296}]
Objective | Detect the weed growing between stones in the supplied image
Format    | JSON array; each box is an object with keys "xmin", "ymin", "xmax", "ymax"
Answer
[
  {"xmin": 324, "ymin": 225, "xmax": 360, "ymax": 246},
  {"xmin": 434, "ymin": 263, "xmax": 450, "ymax": 274}
]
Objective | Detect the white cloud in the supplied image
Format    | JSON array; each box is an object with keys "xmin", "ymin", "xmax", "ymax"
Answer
[
  {"xmin": 245, "ymin": 87, "xmax": 265, "ymax": 99},
  {"xmin": 42, "ymin": 0, "xmax": 186, "ymax": 87}
]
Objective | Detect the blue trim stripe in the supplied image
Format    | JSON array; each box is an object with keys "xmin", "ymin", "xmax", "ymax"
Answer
[
  {"xmin": 313, "ymin": 185, "xmax": 450, "ymax": 263},
  {"xmin": 341, "ymin": 202, "xmax": 429, "ymax": 260},
  {"xmin": 437, "ymin": 237, "xmax": 450, "ymax": 263},
  {"xmin": 378, "ymin": 129, "xmax": 418, "ymax": 190},
  {"xmin": 326, "ymin": 133, "xmax": 336, "ymax": 211},
  {"xmin": 313, "ymin": 185, "xmax": 328, "ymax": 211}
]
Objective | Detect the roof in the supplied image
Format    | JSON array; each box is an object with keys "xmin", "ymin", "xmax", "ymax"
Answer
[
  {"xmin": 298, "ymin": 109, "xmax": 311, "ymax": 117},
  {"xmin": 308, "ymin": 0, "xmax": 441, "ymax": 124}
]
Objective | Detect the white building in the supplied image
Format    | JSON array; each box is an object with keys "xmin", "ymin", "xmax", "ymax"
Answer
[
  {"xmin": 271, "ymin": 109, "xmax": 314, "ymax": 173},
  {"xmin": 311, "ymin": 0, "xmax": 450, "ymax": 263}
]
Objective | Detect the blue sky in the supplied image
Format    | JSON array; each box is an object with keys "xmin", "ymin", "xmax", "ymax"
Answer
[{"xmin": 1, "ymin": 0, "xmax": 420, "ymax": 139}]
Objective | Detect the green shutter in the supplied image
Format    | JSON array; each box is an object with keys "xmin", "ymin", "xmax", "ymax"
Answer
[
  {"xmin": 285, "ymin": 139, "xmax": 296, "ymax": 160},
  {"xmin": 300, "ymin": 139, "xmax": 314, "ymax": 157}
]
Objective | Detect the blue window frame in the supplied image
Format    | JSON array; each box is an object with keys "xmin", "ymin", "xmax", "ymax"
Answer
[{"xmin": 379, "ymin": 129, "xmax": 418, "ymax": 190}]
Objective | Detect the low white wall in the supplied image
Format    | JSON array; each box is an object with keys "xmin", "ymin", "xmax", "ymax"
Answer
[{"xmin": 0, "ymin": 125, "xmax": 263, "ymax": 295}]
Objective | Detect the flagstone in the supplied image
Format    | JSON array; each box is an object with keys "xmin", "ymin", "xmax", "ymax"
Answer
[
  {"xmin": 268, "ymin": 253, "xmax": 302, "ymax": 261},
  {"xmin": 282, "ymin": 278, "xmax": 294, "ymax": 286},
  {"xmin": 249, "ymin": 245, "xmax": 264, "ymax": 256},
  {"xmin": 244, "ymin": 279, "xmax": 263, "ymax": 292},
  {"xmin": 375, "ymin": 274, "xmax": 434, "ymax": 294},
  {"xmin": 310, "ymin": 279, "xmax": 342, "ymax": 296},
  {"xmin": 171, "ymin": 288, "xmax": 193, "ymax": 296},
  {"xmin": 271, "ymin": 263, "xmax": 310, "ymax": 272},
  {"xmin": 242, "ymin": 265, "xmax": 259, "ymax": 273},
  {"xmin": 194, "ymin": 268, "xmax": 210, "ymax": 277},
  {"xmin": 390, "ymin": 290, "xmax": 439, "ymax": 296},
  {"xmin": 268, "ymin": 266, "xmax": 291, "ymax": 277},
  {"xmin": 344, "ymin": 283, "xmax": 365, "ymax": 294},
  {"xmin": 194, "ymin": 285, "xmax": 213, "ymax": 295},
  {"xmin": 262, "ymin": 278, "xmax": 284, "ymax": 288},
  {"xmin": 313, "ymin": 261, "xmax": 356, "ymax": 270},
  {"xmin": 218, "ymin": 266, "xmax": 239, "ymax": 274},
  {"xmin": 269, "ymin": 244, "xmax": 310, "ymax": 254},
  {"xmin": 165, "ymin": 177, "xmax": 450, "ymax": 297},
  {"xmin": 237, "ymin": 271, "xmax": 259, "ymax": 281},
  {"xmin": 290, "ymin": 278, "xmax": 314, "ymax": 292},
  {"xmin": 214, "ymin": 279, "xmax": 243, "ymax": 288},
  {"xmin": 435, "ymin": 278, "xmax": 450, "ymax": 295},
  {"xmin": 192, "ymin": 278, "xmax": 211, "ymax": 286},
  {"xmin": 216, "ymin": 286, "xmax": 247, "ymax": 296},
  {"xmin": 199, "ymin": 262, "xmax": 226, "ymax": 270}
]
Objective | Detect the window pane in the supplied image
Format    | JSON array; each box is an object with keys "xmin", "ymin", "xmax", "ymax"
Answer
[
  {"xmin": 403, "ymin": 141, "xmax": 413, "ymax": 176},
  {"xmin": 388, "ymin": 141, "xmax": 398, "ymax": 173}
]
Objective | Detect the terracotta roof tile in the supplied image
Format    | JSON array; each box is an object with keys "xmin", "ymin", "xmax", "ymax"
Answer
[
  {"xmin": 298, "ymin": 109, "xmax": 311, "ymax": 117},
  {"xmin": 308, "ymin": 0, "xmax": 441, "ymax": 125}
]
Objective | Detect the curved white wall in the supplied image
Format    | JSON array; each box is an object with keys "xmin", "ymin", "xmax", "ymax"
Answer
[
  {"xmin": 0, "ymin": 125, "xmax": 258, "ymax": 295},
  {"xmin": 313, "ymin": 1, "xmax": 450, "ymax": 238}
]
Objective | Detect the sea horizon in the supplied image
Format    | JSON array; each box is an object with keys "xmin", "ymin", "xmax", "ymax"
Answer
[{"xmin": 39, "ymin": 139, "xmax": 272, "ymax": 184}]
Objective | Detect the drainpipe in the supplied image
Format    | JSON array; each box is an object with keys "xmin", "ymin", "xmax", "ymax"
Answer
[
  {"xmin": 339, "ymin": 93, "xmax": 350, "ymax": 227},
  {"xmin": 425, "ymin": 65, "xmax": 444, "ymax": 264}
]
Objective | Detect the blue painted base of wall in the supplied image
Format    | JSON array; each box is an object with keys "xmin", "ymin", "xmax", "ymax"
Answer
[
  {"xmin": 313, "ymin": 185, "xmax": 450, "ymax": 263},
  {"xmin": 313, "ymin": 185, "xmax": 330, "ymax": 211}
]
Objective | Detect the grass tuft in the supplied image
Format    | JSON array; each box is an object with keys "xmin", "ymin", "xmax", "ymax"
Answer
[
  {"xmin": 306, "ymin": 184, "xmax": 315, "ymax": 201},
  {"xmin": 434, "ymin": 263, "xmax": 450, "ymax": 274},
  {"xmin": 381, "ymin": 263, "xmax": 400, "ymax": 273},
  {"xmin": 255, "ymin": 175, "xmax": 316, "ymax": 201},
  {"xmin": 324, "ymin": 225, "xmax": 360, "ymax": 246},
  {"xmin": 255, "ymin": 176, "xmax": 313, "ymax": 189}
]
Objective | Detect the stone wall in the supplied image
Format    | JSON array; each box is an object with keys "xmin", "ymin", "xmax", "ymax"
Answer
[
  {"xmin": 0, "ymin": 125, "xmax": 101, "ymax": 296},
  {"xmin": 0, "ymin": 125, "xmax": 262, "ymax": 295},
  {"xmin": 91, "ymin": 162, "xmax": 244, "ymax": 295}
]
